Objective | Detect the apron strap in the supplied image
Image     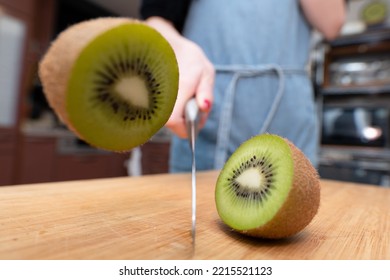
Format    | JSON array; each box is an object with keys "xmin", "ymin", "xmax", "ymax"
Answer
[{"xmin": 213, "ymin": 64, "xmax": 306, "ymax": 169}]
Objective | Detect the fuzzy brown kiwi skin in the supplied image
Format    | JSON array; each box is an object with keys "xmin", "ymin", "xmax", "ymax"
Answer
[{"xmin": 238, "ymin": 138, "xmax": 320, "ymax": 239}]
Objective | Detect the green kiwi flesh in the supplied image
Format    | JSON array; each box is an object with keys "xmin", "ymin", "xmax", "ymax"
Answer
[
  {"xmin": 39, "ymin": 18, "xmax": 178, "ymax": 152},
  {"xmin": 215, "ymin": 134, "xmax": 320, "ymax": 239},
  {"xmin": 361, "ymin": 2, "xmax": 387, "ymax": 25}
]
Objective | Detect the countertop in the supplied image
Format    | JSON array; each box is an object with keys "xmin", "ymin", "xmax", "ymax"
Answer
[{"xmin": 0, "ymin": 171, "xmax": 389, "ymax": 260}]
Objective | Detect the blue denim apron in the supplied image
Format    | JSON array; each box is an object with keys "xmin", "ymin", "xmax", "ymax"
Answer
[{"xmin": 169, "ymin": 0, "xmax": 319, "ymax": 172}]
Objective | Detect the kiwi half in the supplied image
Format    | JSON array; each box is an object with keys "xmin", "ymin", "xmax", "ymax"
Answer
[
  {"xmin": 39, "ymin": 18, "xmax": 178, "ymax": 151},
  {"xmin": 215, "ymin": 134, "xmax": 320, "ymax": 239},
  {"xmin": 361, "ymin": 2, "xmax": 387, "ymax": 25}
]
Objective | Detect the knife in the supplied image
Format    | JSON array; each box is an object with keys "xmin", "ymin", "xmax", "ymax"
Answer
[{"xmin": 185, "ymin": 98, "xmax": 201, "ymax": 246}]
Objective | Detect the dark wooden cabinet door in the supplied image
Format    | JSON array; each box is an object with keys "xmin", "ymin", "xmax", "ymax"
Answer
[{"xmin": 0, "ymin": 129, "xmax": 16, "ymax": 186}]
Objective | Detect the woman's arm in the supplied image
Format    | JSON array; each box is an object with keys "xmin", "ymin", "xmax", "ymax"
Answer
[{"xmin": 300, "ymin": 0, "xmax": 347, "ymax": 40}]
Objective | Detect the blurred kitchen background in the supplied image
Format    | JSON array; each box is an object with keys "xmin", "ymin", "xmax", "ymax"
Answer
[{"xmin": 0, "ymin": 0, "xmax": 390, "ymax": 187}]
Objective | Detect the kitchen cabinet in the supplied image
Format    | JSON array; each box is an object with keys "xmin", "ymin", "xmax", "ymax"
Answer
[
  {"xmin": 17, "ymin": 135, "xmax": 55, "ymax": 184},
  {"xmin": 315, "ymin": 28, "xmax": 390, "ymax": 186},
  {"xmin": 16, "ymin": 135, "xmax": 129, "ymax": 184},
  {"xmin": 141, "ymin": 141, "xmax": 170, "ymax": 174},
  {"xmin": 0, "ymin": 0, "xmax": 33, "ymax": 186},
  {"xmin": 0, "ymin": 0, "xmax": 56, "ymax": 186},
  {"xmin": 53, "ymin": 153, "xmax": 129, "ymax": 182},
  {"xmin": 0, "ymin": 129, "xmax": 16, "ymax": 185},
  {"xmin": 0, "ymin": 0, "xmax": 35, "ymax": 15}
]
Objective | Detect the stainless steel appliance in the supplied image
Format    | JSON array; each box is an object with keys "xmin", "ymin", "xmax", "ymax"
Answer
[{"xmin": 315, "ymin": 28, "xmax": 390, "ymax": 186}]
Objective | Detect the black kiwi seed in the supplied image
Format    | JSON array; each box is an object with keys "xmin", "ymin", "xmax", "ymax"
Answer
[
  {"xmin": 111, "ymin": 103, "xmax": 119, "ymax": 113},
  {"xmin": 229, "ymin": 154, "xmax": 276, "ymax": 201},
  {"xmin": 91, "ymin": 47, "xmax": 163, "ymax": 122},
  {"xmin": 119, "ymin": 61, "xmax": 127, "ymax": 73},
  {"xmin": 95, "ymin": 70, "xmax": 114, "ymax": 85}
]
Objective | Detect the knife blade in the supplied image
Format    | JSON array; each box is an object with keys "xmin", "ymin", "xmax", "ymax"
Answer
[{"xmin": 185, "ymin": 98, "xmax": 201, "ymax": 246}]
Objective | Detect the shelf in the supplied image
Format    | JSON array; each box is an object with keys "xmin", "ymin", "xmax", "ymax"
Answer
[
  {"xmin": 320, "ymin": 85, "xmax": 390, "ymax": 96},
  {"xmin": 320, "ymin": 145, "xmax": 390, "ymax": 161},
  {"xmin": 329, "ymin": 27, "xmax": 390, "ymax": 47}
]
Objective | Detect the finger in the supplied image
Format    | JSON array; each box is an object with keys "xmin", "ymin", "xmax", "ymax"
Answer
[
  {"xmin": 195, "ymin": 62, "xmax": 215, "ymax": 113},
  {"xmin": 165, "ymin": 118, "xmax": 187, "ymax": 138},
  {"xmin": 165, "ymin": 102, "xmax": 187, "ymax": 139},
  {"xmin": 194, "ymin": 62, "xmax": 214, "ymax": 129}
]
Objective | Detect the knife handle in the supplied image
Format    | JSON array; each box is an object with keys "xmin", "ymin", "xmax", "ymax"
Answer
[
  {"xmin": 185, "ymin": 97, "xmax": 202, "ymax": 143},
  {"xmin": 185, "ymin": 97, "xmax": 200, "ymax": 123}
]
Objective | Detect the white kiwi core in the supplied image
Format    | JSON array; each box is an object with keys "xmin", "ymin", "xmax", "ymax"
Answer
[
  {"xmin": 235, "ymin": 167, "xmax": 265, "ymax": 190},
  {"xmin": 115, "ymin": 76, "xmax": 149, "ymax": 108}
]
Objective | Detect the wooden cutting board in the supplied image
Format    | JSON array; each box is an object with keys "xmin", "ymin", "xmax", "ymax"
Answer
[{"xmin": 0, "ymin": 171, "xmax": 389, "ymax": 259}]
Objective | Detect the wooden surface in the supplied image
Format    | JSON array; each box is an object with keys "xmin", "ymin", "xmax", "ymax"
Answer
[{"xmin": 0, "ymin": 171, "xmax": 389, "ymax": 260}]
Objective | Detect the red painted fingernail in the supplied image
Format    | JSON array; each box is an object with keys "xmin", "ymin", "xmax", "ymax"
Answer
[{"xmin": 204, "ymin": 99, "xmax": 211, "ymax": 111}]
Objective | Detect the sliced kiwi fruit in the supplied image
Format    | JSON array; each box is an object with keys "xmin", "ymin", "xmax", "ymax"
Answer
[
  {"xmin": 215, "ymin": 134, "xmax": 320, "ymax": 239},
  {"xmin": 361, "ymin": 1, "xmax": 387, "ymax": 26},
  {"xmin": 39, "ymin": 18, "xmax": 178, "ymax": 152}
]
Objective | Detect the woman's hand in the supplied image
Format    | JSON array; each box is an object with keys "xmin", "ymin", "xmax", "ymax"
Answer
[{"xmin": 146, "ymin": 17, "xmax": 215, "ymax": 138}]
